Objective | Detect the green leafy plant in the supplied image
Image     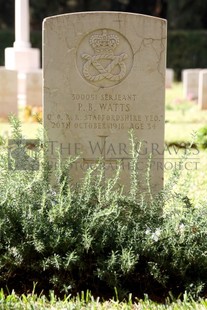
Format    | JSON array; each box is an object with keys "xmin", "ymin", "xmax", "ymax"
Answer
[
  {"xmin": 0, "ymin": 118, "xmax": 207, "ymax": 302},
  {"xmin": 196, "ymin": 126, "xmax": 207, "ymax": 149}
]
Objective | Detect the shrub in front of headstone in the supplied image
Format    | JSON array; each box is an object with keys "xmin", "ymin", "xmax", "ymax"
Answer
[{"xmin": 0, "ymin": 119, "xmax": 207, "ymax": 300}]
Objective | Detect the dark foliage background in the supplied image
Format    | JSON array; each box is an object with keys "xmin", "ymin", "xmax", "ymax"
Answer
[{"xmin": 0, "ymin": 0, "xmax": 207, "ymax": 31}]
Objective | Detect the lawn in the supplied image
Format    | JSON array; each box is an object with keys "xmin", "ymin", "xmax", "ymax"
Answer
[
  {"xmin": 1, "ymin": 290, "xmax": 207, "ymax": 309},
  {"xmin": 165, "ymin": 83, "xmax": 207, "ymax": 203},
  {"xmin": 165, "ymin": 83, "xmax": 207, "ymax": 143}
]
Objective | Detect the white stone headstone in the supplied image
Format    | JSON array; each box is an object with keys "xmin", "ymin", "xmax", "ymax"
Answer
[
  {"xmin": 26, "ymin": 70, "xmax": 42, "ymax": 107},
  {"xmin": 0, "ymin": 67, "xmax": 18, "ymax": 119},
  {"xmin": 198, "ymin": 69, "xmax": 207, "ymax": 110},
  {"xmin": 182, "ymin": 69, "xmax": 201, "ymax": 100},
  {"xmin": 165, "ymin": 68, "xmax": 174, "ymax": 88},
  {"xmin": 43, "ymin": 12, "xmax": 167, "ymax": 195}
]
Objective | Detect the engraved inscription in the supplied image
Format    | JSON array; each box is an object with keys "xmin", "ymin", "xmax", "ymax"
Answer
[
  {"xmin": 46, "ymin": 111, "xmax": 163, "ymax": 131},
  {"xmin": 82, "ymin": 30, "xmax": 127, "ymax": 82},
  {"xmin": 76, "ymin": 29, "xmax": 133, "ymax": 88},
  {"xmin": 46, "ymin": 90, "xmax": 163, "ymax": 131}
]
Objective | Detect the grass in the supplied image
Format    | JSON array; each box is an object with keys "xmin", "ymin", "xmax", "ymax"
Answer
[
  {"xmin": 0, "ymin": 121, "xmax": 41, "ymax": 139},
  {"xmin": 164, "ymin": 83, "xmax": 207, "ymax": 203},
  {"xmin": 165, "ymin": 82, "xmax": 207, "ymax": 143},
  {"xmin": 1, "ymin": 290, "xmax": 207, "ymax": 309}
]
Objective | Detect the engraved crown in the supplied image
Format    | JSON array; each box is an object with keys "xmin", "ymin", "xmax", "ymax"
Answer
[{"xmin": 89, "ymin": 30, "xmax": 119, "ymax": 53}]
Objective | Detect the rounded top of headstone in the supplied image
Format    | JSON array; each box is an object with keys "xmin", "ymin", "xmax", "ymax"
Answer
[{"xmin": 43, "ymin": 11, "xmax": 167, "ymax": 25}]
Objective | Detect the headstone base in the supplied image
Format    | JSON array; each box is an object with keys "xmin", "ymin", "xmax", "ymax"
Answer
[{"xmin": 5, "ymin": 47, "xmax": 40, "ymax": 73}]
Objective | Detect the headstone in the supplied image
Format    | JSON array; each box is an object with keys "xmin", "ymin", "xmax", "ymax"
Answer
[
  {"xmin": 198, "ymin": 69, "xmax": 207, "ymax": 110},
  {"xmin": 182, "ymin": 69, "xmax": 201, "ymax": 100},
  {"xmin": 43, "ymin": 12, "xmax": 167, "ymax": 194},
  {"xmin": 165, "ymin": 68, "xmax": 174, "ymax": 88},
  {"xmin": 26, "ymin": 70, "xmax": 42, "ymax": 107},
  {"xmin": 0, "ymin": 67, "xmax": 18, "ymax": 119}
]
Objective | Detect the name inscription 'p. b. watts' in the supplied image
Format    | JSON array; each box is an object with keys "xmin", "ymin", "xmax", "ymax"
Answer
[
  {"xmin": 78, "ymin": 102, "xmax": 130, "ymax": 112},
  {"xmin": 72, "ymin": 92, "xmax": 136, "ymax": 112}
]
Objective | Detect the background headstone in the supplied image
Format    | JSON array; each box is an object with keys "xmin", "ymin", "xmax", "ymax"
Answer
[
  {"xmin": 198, "ymin": 69, "xmax": 207, "ymax": 110},
  {"xmin": 165, "ymin": 68, "xmax": 174, "ymax": 88},
  {"xmin": 26, "ymin": 70, "xmax": 42, "ymax": 107},
  {"xmin": 0, "ymin": 67, "xmax": 18, "ymax": 119},
  {"xmin": 43, "ymin": 12, "xmax": 167, "ymax": 194},
  {"xmin": 182, "ymin": 68, "xmax": 201, "ymax": 100}
]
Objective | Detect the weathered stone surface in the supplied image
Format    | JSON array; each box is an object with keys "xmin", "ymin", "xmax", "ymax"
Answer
[
  {"xmin": 26, "ymin": 70, "xmax": 42, "ymax": 107},
  {"xmin": 198, "ymin": 69, "xmax": 207, "ymax": 110},
  {"xmin": 165, "ymin": 68, "xmax": 174, "ymax": 88},
  {"xmin": 43, "ymin": 12, "xmax": 167, "ymax": 194},
  {"xmin": 182, "ymin": 69, "xmax": 201, "ymax": 100},
  {"xmin": 0, "ymin": 67, "xmax": 18, "ymax": 119}
]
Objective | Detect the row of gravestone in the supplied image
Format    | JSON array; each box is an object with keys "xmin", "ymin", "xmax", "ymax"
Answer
[
  {"xmin": 165, "ymin": 68, "xmax": 207, "ymax": 109},
  {"xmin": 0, "ymin": 68, "xmax": 42, "ymax": 119}
]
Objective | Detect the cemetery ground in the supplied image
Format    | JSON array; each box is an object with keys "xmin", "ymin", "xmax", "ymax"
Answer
[{"xmin": 1, "ymin": 82, "xmax": 207, "ymax": 309}]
